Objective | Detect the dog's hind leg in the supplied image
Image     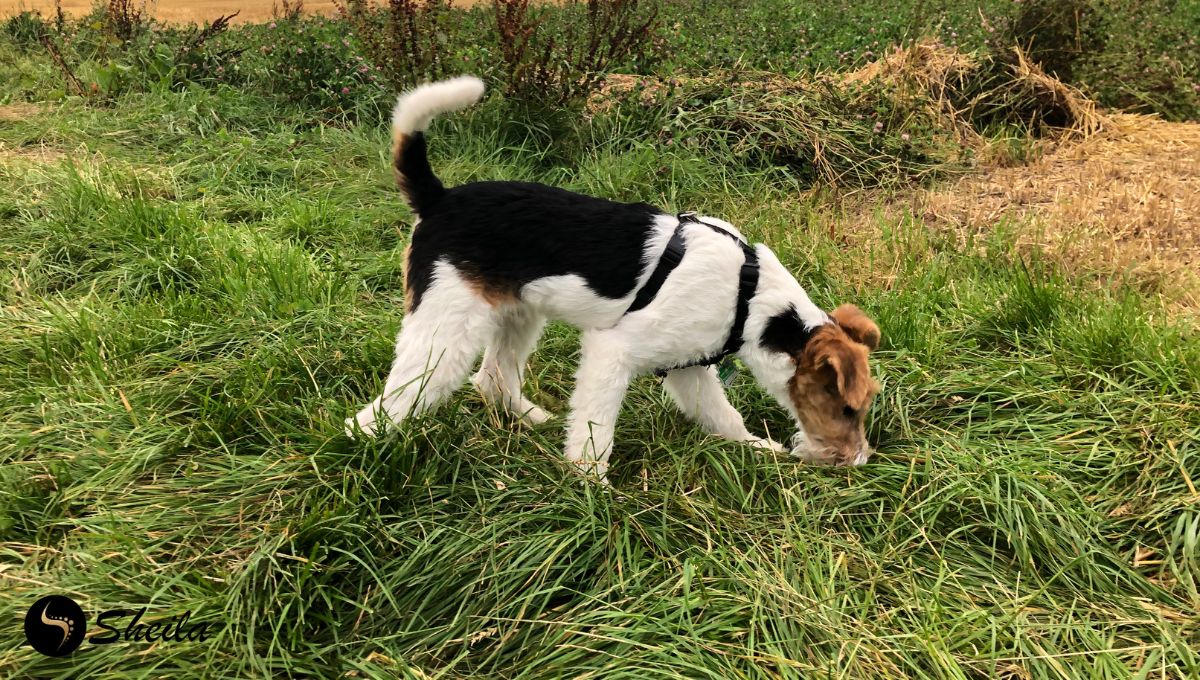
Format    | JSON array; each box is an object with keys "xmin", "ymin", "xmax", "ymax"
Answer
[
  {"xmin": 662, "ymin": 365, "xmax": 784, "ymax": 452},
  {"xmin": 347, "ymin": 268, "xmax": 498, "ymax": 437},
  {"xmin": 471, "ymin": 306, "xmax": 552, "ymax": 425}
]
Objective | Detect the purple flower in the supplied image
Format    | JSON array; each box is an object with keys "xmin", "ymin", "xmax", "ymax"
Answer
[{"xmin": 341, "ymin": 87, "xmax": 350, "ymax": 94}]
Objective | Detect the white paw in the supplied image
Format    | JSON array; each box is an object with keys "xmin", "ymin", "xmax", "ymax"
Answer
[
  {"xmin": 520, "ymin": 405, "xmax": 553, "ymax": 426},
  {"xmin": 345, "ymin": 410, "xmax": 380, "ymax": 439},
  {"xmin": 749, "ymin": 437, "xmax": 786, "ymax": 453}
]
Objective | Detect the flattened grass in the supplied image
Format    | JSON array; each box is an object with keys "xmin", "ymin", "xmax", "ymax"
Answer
[{"xmin": 1, "ymin": 89, "xmax": 1197, "ymax": 678}]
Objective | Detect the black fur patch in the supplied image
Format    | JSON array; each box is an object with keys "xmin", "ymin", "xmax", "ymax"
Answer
[
  {"xmin": 395, "ymin": 132, "xmax": 445, "ymax": 215},
  {"xmin": 760, "ymin": 306, "xmax": 816, "ymax": 357},
  {"xmin": 405, "ymin": 180, "xmax": 661, "ymax": 310}
]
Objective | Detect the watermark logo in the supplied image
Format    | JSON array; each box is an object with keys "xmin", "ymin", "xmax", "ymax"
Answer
[
  {"xmin": 23, "ymin": 595, "xmax": 212, "ymax": 657},
  {"xmin": 24, "ymin": 595, "xmax": 86, "ymax": 657}
]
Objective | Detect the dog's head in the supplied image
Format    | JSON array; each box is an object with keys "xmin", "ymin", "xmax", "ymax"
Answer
[{"xmin": 760, "ymin": 304, "xmax": 881, "ymax": 466}]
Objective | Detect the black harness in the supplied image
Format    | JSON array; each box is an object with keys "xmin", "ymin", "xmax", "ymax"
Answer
[{"xmin": 623, "ymin": 212, "xmax": 760, "ymax": 376}]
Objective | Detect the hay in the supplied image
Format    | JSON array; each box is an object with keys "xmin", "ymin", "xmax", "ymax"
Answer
[
  {"xmin": 845, "ymin": 40, "xmax": 1106, "ymax": 141},
  {"xmin": 590, "ymin": 41, "xmax": 1108, "ymax": 191},
  {"xmin": 915, "ymin": 113, "xmax": 1200, "ymax": 304}
]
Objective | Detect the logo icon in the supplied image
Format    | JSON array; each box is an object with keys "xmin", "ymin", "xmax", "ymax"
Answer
[{"xmin": 25, "ymin": 595, "xmax": 86, "ymax": 657}]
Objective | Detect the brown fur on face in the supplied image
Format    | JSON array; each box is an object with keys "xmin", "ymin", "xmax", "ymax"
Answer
[{"xmin": 787, "ymin": 317, "xmax": 881, "ymax": 465}]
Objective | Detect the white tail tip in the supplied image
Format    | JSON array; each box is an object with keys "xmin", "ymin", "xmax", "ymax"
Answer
[{"xmin": 391, "ymin": 75, "xmax": 486, "ymax": 135}]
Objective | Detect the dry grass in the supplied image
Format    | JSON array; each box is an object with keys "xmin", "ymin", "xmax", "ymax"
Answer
[
  {"xmin": 0, "ymin": 142, "xmax": 65, "ymax": 164},
  {"xmin": 844, "ymin": 40, "xmax": 1105, "ymax": 142},
  {"xmin": 825, "ymin": 112, "xmax": 1200, "ymax": 311},
  {"xmin": 0, "ymin": 102, "xmax": 43, "ymax": 121},
  {"xmin": 916, "ymin": 113, "xmax": 1200, "ymax": 306}
]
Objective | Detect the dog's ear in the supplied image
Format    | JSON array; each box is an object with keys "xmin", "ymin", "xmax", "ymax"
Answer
[
  {"xmin": 831, "ymin": 304, "xmax": 880, "ymax": 351},
  {"xmin": 803, "ymin": 329, "xmax": 878, "ymax": 410}
]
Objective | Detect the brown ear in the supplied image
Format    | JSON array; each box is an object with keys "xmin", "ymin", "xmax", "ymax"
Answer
[
  {"xmin": 831, "ymin": 304, "xmax": 881, "ymax": 351},
  {"xmin": 806, "ymin": 330, "xmax": 878, "ymax": 410}
]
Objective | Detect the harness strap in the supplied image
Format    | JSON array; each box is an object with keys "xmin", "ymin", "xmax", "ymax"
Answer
[
  {"xmin": 625, "ymin": 224, "xmax": 687, "ymax": 314},
  {"xmin": 621, "ymin": 212, "xmax": 760, "ymax": 377}
]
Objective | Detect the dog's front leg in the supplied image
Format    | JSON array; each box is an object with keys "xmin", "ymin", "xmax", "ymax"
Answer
[
  {"xmin": 663, "ymin": 365, "xmax": 784, "ymax": 453},
  {"xmin": 563, "ymin": 331, "xmax": 632, "ymax": 484}
]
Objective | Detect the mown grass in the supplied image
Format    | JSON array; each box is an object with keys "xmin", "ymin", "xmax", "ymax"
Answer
[{"xmin": 1, "ymin": 71, "xmax": 1198, "ymax": 679}]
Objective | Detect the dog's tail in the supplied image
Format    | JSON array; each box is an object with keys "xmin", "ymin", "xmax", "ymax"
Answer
[{"xmin": 390, "ymin": 76, "xmax": 486, "ymax": 215}]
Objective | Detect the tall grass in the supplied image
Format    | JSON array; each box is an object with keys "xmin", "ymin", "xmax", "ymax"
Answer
[{"xmin": 1, "ymin": 80, "xmax": 1197, "ymax": 677}]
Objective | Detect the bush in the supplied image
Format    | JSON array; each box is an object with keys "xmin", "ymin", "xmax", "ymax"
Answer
[
  {"xmin": 989, "ymin": 0, "xmax": 1102, "ymax": 82},
  {"xmin": 4, "ymin": 11, "xmax": 50, "ymax": 51},
  {"xmin": 337, "ymin": 0, "xmax": 460, "ymax": 91},
  {"xmin": 987, "ymin": 0, "xmax": 1200, "ymax": 121},
  {"xmin": 337, "ymin": 0, "xmax": 662, "ymax": 108},
  {"xmin": 237, "ymin": 16, "xmax": 390, "ymax": 115},
  {"xmin": 492, "ymin": 0, "xmax": 662, "ymax": 106}
]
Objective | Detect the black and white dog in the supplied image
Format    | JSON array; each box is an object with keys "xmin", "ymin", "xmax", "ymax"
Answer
[{"xmin": 347, "ymin": 76, "xmax": 882, "ymax": 483}]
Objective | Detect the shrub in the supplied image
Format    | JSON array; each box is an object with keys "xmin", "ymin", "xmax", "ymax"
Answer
[
  {"xmin": 492, "ymin": 0, "xmax": 662, "ymax": 106},
  {"xmin": 989, "ymin": 0, "xmax": 1102, "ymax": 82},
  {"xmin": 4, "ymin": 11, "xmax": 50, "ymax": 51},
  {"xmin": 336, "ymin": 0, "xmax": 458, "ymax": 90},
  {"xmin": 238, "ymin": 16, "xmax": 389, "ymax": 114},
  {"xmin": 610, "ymin": 71, "xmax": 960, "ymax": 190},
  {"xmin": 986, "ymin": 0, "xmax": 1200, "ymax": 121},
  {"xmin": 104, "ymin": 0, "xmax": 149, "ymax": 43}
]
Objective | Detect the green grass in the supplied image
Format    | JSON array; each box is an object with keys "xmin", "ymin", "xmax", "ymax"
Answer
[{"xmin": 1, "ymin": 77, "xmax": 1198, "ymax": 679}]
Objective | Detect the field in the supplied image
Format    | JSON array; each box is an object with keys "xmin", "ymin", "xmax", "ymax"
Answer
[
  {"xmin": 1, "ymin": 1, "xmax": 1198, "ymax": 678},
  {"xmin": 0, "ymin": 0, "xmax": 340, "ymax": 23}
]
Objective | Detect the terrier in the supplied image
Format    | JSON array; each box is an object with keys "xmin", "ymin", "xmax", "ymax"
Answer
[{"xmin": 347, "ymin": 76, "xmax": 882, "ymax": 483}]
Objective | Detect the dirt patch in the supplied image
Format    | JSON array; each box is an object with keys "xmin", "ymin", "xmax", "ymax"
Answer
[{"xmin": 0, "ymin": 102, "xmax": 45, "ymax": 121}]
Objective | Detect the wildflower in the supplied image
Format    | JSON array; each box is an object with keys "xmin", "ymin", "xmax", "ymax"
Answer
[
  {"xmin": 900, "ymin": 132, "xmax": 910, "ymax": 142},
  {"xmin": 873, "ymin": 121, "xmax": 884, "ymax": 133},
  {"xmin": 269, "ymin": 21, "xmax": 277, "ymax": 28},
  {"xmin": 341, "ymin": 87, "xmax": 350, "ymax": 94}
]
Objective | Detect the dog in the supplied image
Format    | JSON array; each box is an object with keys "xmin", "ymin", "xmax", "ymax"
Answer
[{"xmin": 346, "ymin": 76, "xmax": 882, "ymax": 483}]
